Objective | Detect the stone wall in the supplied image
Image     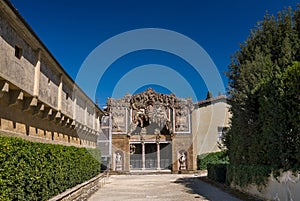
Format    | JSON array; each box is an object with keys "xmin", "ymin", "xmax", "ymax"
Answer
[
  {"xmin": 112, "ymin": 135, "xmax": 130, "ymax": 171},
  {"xmin": 234, "ymin": 171, "xmax": 300, "ymax": 201},
  {"xmin": 0, "ymin": 0, "xmax": 104, "ymax": 147},
  {"xmin": 172, "ymin": 134, "xmax": 197, "ymax": 172},
  {"xmin": 49, "ymin": 172, "xmax": 109, "ymax": 201}
]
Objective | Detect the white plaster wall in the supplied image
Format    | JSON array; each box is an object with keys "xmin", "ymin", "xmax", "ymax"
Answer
[
  {"xmin": 192, "ymin": 101, "xmax": 231, "ymax": 155},
  {"xmin": 39, "ymin": 58, "xmax": 59, "ymax": 108},
  {"xmin": 87, "ymin": 105, "xmax": 94, "ymax": 128},
  {"xmin": 0, "ymin": 6, "xmax": 103, "ymax": 131},
  {"xmin": 62, "ymin": 80, "xmax": 73, "ymax": 117},
  {"xmin": 0, "ymin": 16, "xmax": 35, "ymax": 94},
  {"xmin": 76, "ymin": 96, "xmax": 84, "ymax": 124},
  {"xmin": 240, "ymin": 171, "xmax": 300, "ymax": 201}
]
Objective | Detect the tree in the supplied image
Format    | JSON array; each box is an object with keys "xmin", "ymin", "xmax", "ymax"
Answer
[
  {"xmin": 206, "ymin": 91, "xmax": 212, "ymax": 100},
  {"xmin": 224, "ymin": 7, "xmax": 300, "ymax": 186}
]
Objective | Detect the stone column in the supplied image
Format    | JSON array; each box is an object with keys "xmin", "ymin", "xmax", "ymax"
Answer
[
  {"xmin": 92, "ymin": 108, "xmax": 96, "ymax": 130},
  {"xmin": 142, "ymin": 142, "xmax": 145, "ymax": 170},
  {"xmin": 84, "ymin": 101, "xmax": 87, "ymax": 126},
  {"xmin": 57, "ymin": 74, "xmax": 63, "ymax": 112},
  {"xmin": 33, "ymin": 49, "xmax": 41, "ymax": 98},
  {"xmin": 73, "ymin": 90, "xmax": 77, "ymax": 120},
  {"xmin": 157, "ymin": 142, "xmax": 161, "ymax": 170}
]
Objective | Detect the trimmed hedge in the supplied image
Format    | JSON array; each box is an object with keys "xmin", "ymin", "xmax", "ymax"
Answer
[
  {"xmin": 0, "ymin": 135, "xmax": 101, "ymax": 201},
  {"xmin": 197, "ymin": 151, "xmax": 228, "ymax": 170},
  {"xmin": 226, "ymin": 164, "xmax": 272, "ymax": 187},
  {"xmin": 207, "ymin": 164, "xmax": 227, "ymax": 183}
]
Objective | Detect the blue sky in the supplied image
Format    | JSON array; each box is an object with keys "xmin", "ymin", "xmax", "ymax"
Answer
[{"xmin": 10, "ymin": 0, "xmax": 299, "ymax": 106}]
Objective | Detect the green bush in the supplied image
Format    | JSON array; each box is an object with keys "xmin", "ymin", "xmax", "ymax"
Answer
[
  {"xmin": 197, "ymin": 151, "xmax": 228, "ymax": 170},
  {"xmin": 0, "ymin": 135, "xmax": 101, "ymax": 201},
  {"xmin": 226, "ymin": 164, "xmax": 271, "ymax": 187},
  {"xmin": 207, "ymin": 164, "xmax": 227, "ymax": 183}
]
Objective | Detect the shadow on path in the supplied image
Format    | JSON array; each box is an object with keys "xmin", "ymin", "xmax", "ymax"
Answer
[{"xmin": 174, "ymin": 176, "xmax": 243, "ymax": 201}]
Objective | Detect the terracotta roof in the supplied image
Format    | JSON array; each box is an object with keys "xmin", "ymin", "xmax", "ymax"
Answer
[{"xmin": 195, "ymin": 95, "xmax": 228, "ymax": 107}]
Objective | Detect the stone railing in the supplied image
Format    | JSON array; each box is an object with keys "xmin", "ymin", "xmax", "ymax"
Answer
[{"xmin": 49, "ymin": 171, "xmax": 109, "ymax": 201}]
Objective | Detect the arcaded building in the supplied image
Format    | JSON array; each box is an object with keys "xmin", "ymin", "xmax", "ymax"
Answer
[{"xmin": 0, "ymin": 0, "xmax": 105, "ymax": 148}]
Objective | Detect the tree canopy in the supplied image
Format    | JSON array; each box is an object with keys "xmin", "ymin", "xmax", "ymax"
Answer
[{"xmin": 225, "ymin": 7, "xmax": 300, "ymax": 186}]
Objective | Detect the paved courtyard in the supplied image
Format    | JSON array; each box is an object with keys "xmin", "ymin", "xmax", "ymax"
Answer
[{"xmin": 89, "ymin": 174, "xmax": 242, "ymax": 201}]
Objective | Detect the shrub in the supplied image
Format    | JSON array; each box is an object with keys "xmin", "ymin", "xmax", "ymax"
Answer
[
  {"xmin": 197, "ymin": 151, "xmax": 228, "ymax": 170},
  {"xmin": 0, "ymin": 135, "xmax": 101, "ymax": 201},
  {"xmin": 207, "ymin": 164, "xmax": 227, "ymax": 183},
  {"xmin": 226, "ymin": 164, "xmax": 271, "ymax": 187}
]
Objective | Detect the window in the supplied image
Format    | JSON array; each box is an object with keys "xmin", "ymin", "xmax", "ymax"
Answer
[{"xmin": 15, "ymin": 45, "xmax": 22, "ymax": 59}]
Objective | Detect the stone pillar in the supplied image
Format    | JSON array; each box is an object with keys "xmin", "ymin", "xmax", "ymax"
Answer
[
  {"xmin": 84, "ymin": 101, "xmax": 87, "ymax": 126},
  {"xmin": 157, "ymin": 142, "xmax": 161, "ymax": 170},
  {"xmin": 73, "ymin": 90, "xmax": 77, "ymax": 120},
  {"xmin": 93, "ymin": 108, "xmax": 96, "ymax": 130},
  {"xmin": 57, "ymin": 74, "xmax": 63, "ymax": 112},
  {"xmin": 142, "ymin": 142, "xmax": 145, "ymax": 170},
  {"xmin": 33, "ymin": 49, "xmax": 41, "ymax": 98}
]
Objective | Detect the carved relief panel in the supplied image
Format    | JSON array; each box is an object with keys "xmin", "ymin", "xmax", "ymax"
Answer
[
  {"xmin": 174, "ymin": 106, "xmax": 190, "ymax": 133},
  {"xmin": 111, "ymin": 107, "xmax": 128, "ymax": 134},
  {"xmin": 107, "ymin": 88, "xmax": 193, "ymax": 135}
]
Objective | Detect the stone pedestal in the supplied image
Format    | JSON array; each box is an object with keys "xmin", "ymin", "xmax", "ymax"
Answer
[{"xmin": 115, "ymin": 163, "xmax": 122, "ymax": 171}]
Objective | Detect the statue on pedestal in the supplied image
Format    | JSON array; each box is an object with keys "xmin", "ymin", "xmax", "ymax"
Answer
[
  {"xmin": 115, "ymin": 152, "xmax": 122, "ymax": 171},
  {"xmin": 179, "ymin": 152, "xmax": 186, "ymax": 170}
]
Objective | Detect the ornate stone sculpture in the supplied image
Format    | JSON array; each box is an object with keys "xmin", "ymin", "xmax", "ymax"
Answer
[
  {"xmin": 130, "ymin": 144, "xmax": 136, "ymax": 155},
  {"xmin": 107, "ymin": 88, "xmax": 194, "ymax": 135}
]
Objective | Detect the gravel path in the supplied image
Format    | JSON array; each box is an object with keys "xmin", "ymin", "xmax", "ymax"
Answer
[{"xmin": 89, "ymin": 174, "xmax": 243, "ymax": 201}]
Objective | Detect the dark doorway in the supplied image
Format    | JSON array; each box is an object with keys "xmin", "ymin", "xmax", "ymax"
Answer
[
  {"xmin": 130, "ymin": 144, "xmax": 142, "ymax": 169},
  {"xmin": 160, "ymin": 143, "xmax": 172, "ymax": 169},
  {"xmin": 145, "ymin": 143, "xmax": 157, "ymax": 169}
]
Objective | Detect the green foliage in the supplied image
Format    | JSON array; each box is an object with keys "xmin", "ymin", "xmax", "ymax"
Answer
[
  {"xmin": 0, "ymin": 135, "xmax": 101, "ymax": 201},
  {"xmin": 226, "ymin": 165, "xmax": 271, "ymax": 188},
  {"xmin": 207, "ymin": 164, "xmax": 227, "ymax": 183},
  {"xmin": 197, "ymin": 151, "xmax": 228, "ymax": 170},
  {"xmin": 225, "ymin": 6, "xmax": 300, "ymax": 187}
]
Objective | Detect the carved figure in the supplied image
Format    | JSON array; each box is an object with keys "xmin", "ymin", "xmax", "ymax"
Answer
[
  {"xmin": 116, "ymin": 153, "xmax": 122, "ymax": 164},
  {"xmin": 179, "ymin": 152, "xmax": 186, "ymax": 170},
  {"xmin": 115, "ymin": 152, "xmax": 122, "ymax": 171},
  {"xmin": 130, "ymin": 144, "xmax": 136, "ymax": 155},
  {"xmin": 132, "ymin": 103, "xmax": 149, "ymax": 128}
]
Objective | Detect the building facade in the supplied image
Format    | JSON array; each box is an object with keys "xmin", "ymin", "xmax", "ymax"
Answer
[
  {"xmin": 193, "ymin": 96, "xmax": 231, "ymax": 155},
  {"xmin": 0, "ymin": 0, "xmax": 231, "ymax": 173},
  {"xmin": 108, "ymin": 88, "xmax": 197, "ymax": 172},
  {"xmin": 107, "ymin": 89, "xmax": 231, "ymax": 173},
  {"xmin": 0, "ymin": 0, "xmax": 105, "ymax": 148}
]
